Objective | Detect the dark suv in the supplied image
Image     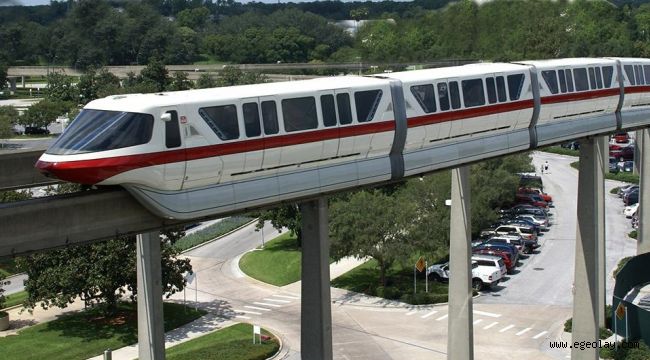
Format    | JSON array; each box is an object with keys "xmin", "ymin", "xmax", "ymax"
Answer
[{"xmin": 24, "ymin": 127, "xmax": 50, "ymax": 135}]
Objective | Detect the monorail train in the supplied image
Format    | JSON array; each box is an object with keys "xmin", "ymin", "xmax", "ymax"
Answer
[{"xmin": 36, "ymin": 57, "xmax": 650, "ymax": 219}]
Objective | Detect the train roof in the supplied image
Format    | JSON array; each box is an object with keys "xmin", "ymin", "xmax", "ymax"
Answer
[
  {"xmin": 517, "ymin": 57, "xmax": 617, "ymax": 68},
  {"xmin": 383, "ymin": 62, "xmax": 530, "ymax": 82}
]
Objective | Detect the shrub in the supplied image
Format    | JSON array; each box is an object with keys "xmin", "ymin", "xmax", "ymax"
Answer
[
  {"xmin": 629, "ymin": 231, "xmax": 637, "ymax": 239},
  {"xmin": 611, "ymin": 187, "xmax": 620, "ymax": 194},
  {"xmin": 614, "ymin": 256, "xmax": 633, "ymax": 279}
]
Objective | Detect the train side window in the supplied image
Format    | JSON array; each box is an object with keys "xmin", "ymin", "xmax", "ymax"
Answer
[
  {"xmin": 637, "ymin": 65, "xmax": 645, "ymax": 85},
  {"xmin": 496, "ymin": 76, "xmax": 507, "ymax": 102},
  {"xmin": 165, "ymin": 111, "xmax": 181, "ymax": 148},
  {"xmin": 243, "ymin": 102, "xmax": 261, "ymax": 138},
  {"xmin": 261, "ymin": 101, "xmax": 279, "ymax": 135},
  {"xmin": 507, "ymin": 73, "xmax": 524, "ymax": 100},
  {"xmin": 282, "ymin": 97, "xmax": 318, "ymax": 132},
  {"xmin": 355, "ymin": 89, "xmax": 382, "ymax": 122},
  {"xmin": 411, "ymin": 84, "xmax": 437, "ymax": 113},
  {"xmin": 461, "ymin": 78, "xmax": 485, "ymax": 107},
  {"xmin": 602, "ymin": 66, "xmax": 614, "ymax": 88},
  {"xmin": 542, "ymin": 70, "xmax": 559, "ymax": 94},
  {"xmin": 573, "ymin": 68, "xmax": 589, "ymax": 91},
  {"xmin": 588, "ymin": 67, "xmax": 597, "ymax": 89},
  {"xmin": 566, "ymin": 69, "xmax": 574, "ymax": 92},
  {"xmin": 449, "ymin": 81, "xmax": 461, "ymax": 109},
  {"xmin": 645, "ymin": 66, "xmax": 650, "ymax": 85},
  {"xmin": 624, "ymin": 65, "xmax": 635, "ymax": 85},
  {"xmin": 595, "ymin": 67, "xmax": 603, "ymax": 89},
  {"xmin": 320, "ymin": 95, "xmax": 337, "ymax": 127},
  {"xmin": 486, "ymin": 77, "xmax": 497, "ymax": 104},
  {"xmin": 336, "ymin": 93, "xmax": 353, "ymax": 125},
  {"xmin": 558, "ymin": 70, "xmax": 567, "ymax": 93},
  {"xmin": 438, "ymin": 83, "xmax": 450, "ymax": 111},
  {"xmin": 199, "ymin": 105, "xmax": 240, "ymax": 140}
]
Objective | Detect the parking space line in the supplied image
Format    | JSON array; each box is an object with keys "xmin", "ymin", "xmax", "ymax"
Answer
[
  {"xmin": 532, "ymin": 331, "xmax": 548, "ymax": 339},
  {"xmin": 273, "ymin": 294, "xmax": 300, "ymax": 300},
  {"xmin": 264, "ymin": 298, "xmax": 291, "ymax": 303},
  {"xmin": 254, "ymin": 302, "xmax": 282, "ymax": 307},
  {"xmin": 499, "ymin": 324, "xmax": 515, "ymax": 333},
  {"xmin": 245, "ymin": 305, "xmax": 271, "ymax": 311},
  {"xmin": 236, "ymin": 315, "xmax": 251, "ymax": 319},
  {"xmin": 473, "ymin": 310, "xmax": 502, "ymax": 318},
  {"xmin": 405, "ymin": 310, "xmax": 417, "ymax": 316},
  {"xmin": 516, "ymin": 328, "xmax": 532, "ymax": 336},
  {"xmin": 473, "ymin": 319, "xmax": 483, "ymax": 325},
  {"xmin": 421, "ymin": 310, "xmax": 438, "ymax": 319},
  {"xmin": 483, "ymin": 322, "xmax": 498, "ymax": 330},
  {"xmin": 234, "ymin": 309, "xmax": 262, "ymax": 315},
  {"xmin": 436, "ymin": 314, "xmax": 448, "ymax": 321}
]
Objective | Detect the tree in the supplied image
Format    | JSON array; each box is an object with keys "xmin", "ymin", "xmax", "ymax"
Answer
[
  {"xmin": 196, "ymin": 73, "xmax": 217, "ymax": 89},
  {"xmin": 330, "ymin": 190, "xmax": 416, "ymax": 286},
  {"xmin": 0, "ymin": 106, "xmax": 18, "ymax": 143},
  {"xmin": 0, "ymin": 64, "xmax": 6, "ymax": 90},
  {"xmin": 168, "ymin": 71, "xmax": 193, "ymax": 91},
  {"xmin": 17, "ymin": 232, "xmax": 192, "ymax": 315},
  {"xmin": 44, "ymin": 72, "xmax": 78, "ymax": 103},
  {"xmin": 19, "ymin": 99, "xmax": 68, "ymax": 130},
  {"xmin": 216, "ymin": 66, "xmax": 267, "ymax": 87},
  {"xmin": 139, "ymin": 57, "xmax": 169, "ymax": 92},
  {"xmin": 255, "ymin": 204, "xmax": 302, "ymax": 247},
  {"xmin": 77, "ymin": 68, "xmax": 121, "ymax": 103}
]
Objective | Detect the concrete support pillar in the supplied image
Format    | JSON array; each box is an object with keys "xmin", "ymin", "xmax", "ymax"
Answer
[
  {"xmin": 447, "ymin": 166, "xmax": 474, "ymax": 360},
  {"xmin": 638, "ymin": 128, "xmax": 650, "ymax": 254},
  {"xmin": 596, "ymin": 136, "xmax": 607, "ymax": 328},
  {"xmin": 300, "ymin": 198, "xmax": 333, "ymax": 360},
  {"xmin": 571, "ymin": 137, "xmax": 602, "ymax": 360},
  {"xmin": 635, "ymin": 130, "xmax": 642, "ymax": 175},
  {"xmin": 7, "ymin": 78, "xmax": 16, "ymax": 92},
  {"xmin": 137, "ymin": 231, "xmax": 165, "ymax": 360},
  {"xmin": 20, "ymin": 76, "xmax": 25, "ymax": 88}
]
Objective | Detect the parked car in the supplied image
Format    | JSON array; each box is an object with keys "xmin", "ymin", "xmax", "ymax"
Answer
[
  {"xmin": 514, "ymin": 213, "xmax": 550, "ymax": 231},
  {"xmin": 484, "ymin": 237, "xmax": 526, "ymax": 255},
  {"xmin": 488, "ymin": 234, "xmax": 537, "ymax": 253},
  {"xmin": 503, "ymin": 218, "xmax": 541, "ymax": 234},
  {"xmin": 24, "ymin": 126, "xmax": 50, "ymax": 135},
  {"xmin": 609, "ymin": 157, "xmax": 620, "ymax": 174},
  {"xmin": 618, "ymin": 184, "xmax": 639, "ymax": 198},
  {"xmin": 610, "ymin": 145, "xmax": 634, "ymax": 162},
  {"xmin": 624, "ymin": 203, "xmax": 639, "ymax": 218},
  {"xmin": 624, "ymin": 189, "xmax": 639, "ymax": 206},
  {"xmin": 472, "ymin": 248, "xmax": 515, "ymax": 274},
  {"xmin": 473, "ymin": 243, "xmax": 519, "ymax": 264},
  {"xmin": 518, "ymin": 187, "xmax": 552, "ymax": 203},
  {"xmin": 560, "ymin": 140, "xmax": 580, "ymax": 150},
  {"xmin": 617, "ymin": 161, "xmax": 634, "ymax": 172},
  {"xmin": 515, "ymin": 193, "xmax": 548, "ymax": 208},
  {"xmin": 613, "ymin": 132, "xmax": 630, "ymax": 143},
  {"xmin": 427, "ymin": 259, "xmax": 503, "ymax": 291},
  {"xmin": 482, "ymin": 224, "xmax": 537, "ymax": 242}
]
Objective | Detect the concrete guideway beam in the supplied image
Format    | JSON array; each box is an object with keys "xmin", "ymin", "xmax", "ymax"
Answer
[
  {"xmin": 447, "ymin": 166, "xmax": 474, "ymax": 360},
  {"xmin": 638, "ymin": 128, "xmax": 650, "ymax": 254},
  {"xmin": 571, "ymin": 137, "xmax": 603, "ymax": 360},
  {"xmin": 596, "ymin": 136, "xmax": 607, "ymax": 328},
  {"xmin": 300, "ymin": 198, "xmax": 333, "ymax": 360},
  {"xmin": 0, "ymin": 149, "xmax": 57, "ymax": 190},
  {"xmin": 0, "ymin": 188, "xmax": 181, "ymax": 257},
  {"xmin": 136, "ymin": 231, "xmax": 165, "ymax": 360}
]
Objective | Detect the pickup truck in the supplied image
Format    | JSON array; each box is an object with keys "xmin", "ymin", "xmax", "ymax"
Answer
[{"xmin": 427, "ymin": 258, "xmax": 503, "ymax": 291}]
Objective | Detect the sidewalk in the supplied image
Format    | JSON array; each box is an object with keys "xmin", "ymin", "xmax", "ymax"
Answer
[{"xmin": 0, "ymin": 300, "xmax": 86, "ymax": 337}]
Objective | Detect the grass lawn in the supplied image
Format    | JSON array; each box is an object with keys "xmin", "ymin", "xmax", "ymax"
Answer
[
  {"xmin": 3, "ymin": 290, "xmax": 27, "ymax": 309},
  {"xmin": 332, "ymin": 259, "xmax": 456, "ymax": 305},
  {"xmin": 239, "ymin": 233, "xmax": 302, "ymax": 286},
  {"xmin": 0, "ymin": 302, "xmax": 205, "ymax": 360},
  {"xmin": 570, "ymin": 161, "xmax": 639, "ymax": 184},
  {"xmin": 166, "ymin": 323, "xmax": 279, "ymax": 360},
  {"xmin": 0, "ymin": 257, "xmax": 19, "ymax": 277},
  {"xmin": 540, "ymin": 145, "xmax": 579, "ymax": 157}
]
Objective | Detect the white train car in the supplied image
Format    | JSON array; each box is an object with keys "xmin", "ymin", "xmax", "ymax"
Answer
[{"xmin": 36, "ymin": 57, "xmax": 650, "ymax": 219}]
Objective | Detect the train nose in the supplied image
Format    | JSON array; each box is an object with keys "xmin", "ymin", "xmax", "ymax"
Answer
[
  {"xmin": 34, "ymin": 159, "xmax": 100, "ymax": 184},
  {"xmin": 35, "ymin": 160, "xmax": 56, "ymax": 177}
]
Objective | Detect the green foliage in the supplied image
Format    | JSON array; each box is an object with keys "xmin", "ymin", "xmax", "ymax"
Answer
[
  {"xmin": 612, "ymin": 186, "xmax": 621, "ymax": 194},
  {"xmin": 0, "ymin": 64, "xmax": 6, "ymax": 90},
  {"xmin": 540, "ymin": 146, "xmax": 580, "ymax": 157},
  {"xmin": 138, "ymin": 57, "xmax": 169, "ymax": 92},
  {"xmin": 253, "ymin": 203, "xmax": 302, "ymax": 247},
  {"xmin": 44, "ymin": 72, "xmax": 78, "ymax": 103},
  {"xmin": 77, "ymin": 68, "xmax": 121, "ymax": 103},
  {"xmin": 0, "ymin": 105, "xmax": 18, "ymax": 140},
  {"xmin": 239, "ymin": 233, "xmax": 303, "ymax": 286},
  {"xmin": 19, "ymin": 99, "xmax": 70, "ymax": 129},
  {"xmin": 570, "ymin": 161, "xmax": 639, "ymax": 184},
  {"xmin": 3, "ymin": 290, "xmax": 27, "ymax": 309},
  {"xmin": 614, "ymin": 256, "xmax": 633, "ymax": 278},
  {"xmin": 196, "ymin": 73, "xmax": 217, "ymax": 89},
  {"xmin": 166, "ymin": 323, "xmax": 279, "ymax": 360},
  {"xmin": 0, "ymin": 302, "xmax": 205, "ymax": 360},
  {"xmin": 600, "ymin": 340, "xmax": 650, "ymax": 360},
  {"xmin": 168, "ymin": 72, "xmax": 193, "ymax": 91},
  {"xmin": 629, "ymin": 230, "xmax": 638, "ymax": 239},
  {"xmin": 217, "ymin": 66, "xmax": 268, "ymax": 87},
  {"xmin": 174, "ymin": 217, "xmax": 254, "ymax": 252}
]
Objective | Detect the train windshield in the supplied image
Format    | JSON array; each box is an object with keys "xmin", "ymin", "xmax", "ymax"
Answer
[{"xmin": 47, "ymin": 109, "xmax": 154, "ymax": 155}]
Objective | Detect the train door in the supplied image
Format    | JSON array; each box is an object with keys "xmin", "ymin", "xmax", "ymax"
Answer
[
  {"xmin": 318, "ymin": 90, "xmax": 340, "ymax": 160},
  {"xmin": 446, "ymin": 78, "xmax": 464, "ymax": 138},
  {"xmin": 240, "ymin": 97, "xmax": 265, "ymax": 174},
  {"xmin": 260, "ymin": 96, "xmax": 282, "ymax": 170},
  {"xmin": 160, "ymin": 107, "xmax": 186, "ymax": 190},
  {"xmin": 334, "ymin": 89, "xmax": 356, "ymax": 157}
]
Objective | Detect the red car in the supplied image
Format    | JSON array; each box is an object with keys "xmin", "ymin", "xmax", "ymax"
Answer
[
  {"xmin": 609, "ymin": 146, "xmax": 634, "ymax": 162},
  {"xmin": 515, "ymin": 193, "xmax": 548, "ymax": 208},
  {"xmin": 613, "ymin": 132, "xmax": 630, "ymax": 143},
  {"xmin": 517, "ymin": 187, "xmax": 552, "ymax": 203}
]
